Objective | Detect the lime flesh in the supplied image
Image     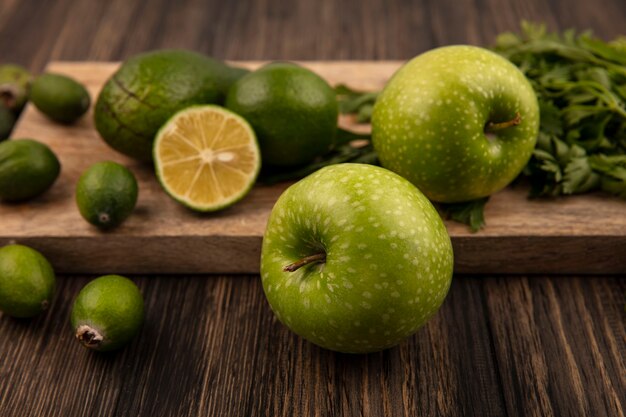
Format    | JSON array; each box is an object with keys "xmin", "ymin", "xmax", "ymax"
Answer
[{"xmin": 154, "ymin": 105, "xmax": 261, "ymax": 212}]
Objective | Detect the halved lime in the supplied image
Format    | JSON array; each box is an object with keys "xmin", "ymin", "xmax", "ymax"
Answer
[{"xmin": 154, "ymin": 105, "xmax": 260, "ymax": 212}]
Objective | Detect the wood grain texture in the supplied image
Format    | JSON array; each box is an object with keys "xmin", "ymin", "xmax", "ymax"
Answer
[
  {"xmin": 484, "ymin": 276, "xmax": 626, "ymax": 417},
  {"xmin": 0, "ymin": 275, "xmax": 623, "ymax": 417},
  {"xmin": 4, "ymin": 61, "xmax": 626, "ymax": 274},
  {"xmin": 0, "ymin": 0, "xmax": 625, "ymax": 416}
]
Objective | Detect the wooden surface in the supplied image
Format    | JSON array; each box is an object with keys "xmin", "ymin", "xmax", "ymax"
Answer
[
  {"xmin": 0, "ymin": 0, "xmax": 625, "ymax": 416},
  {"xmin": 4, "ymin": 61, "xmax": 626, "ymax": 274}
]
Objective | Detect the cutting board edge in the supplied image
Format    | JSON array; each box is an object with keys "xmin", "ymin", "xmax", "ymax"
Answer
[{"xmin": 1, "ymin": 234, "xmax": 623, "ymax": 275}]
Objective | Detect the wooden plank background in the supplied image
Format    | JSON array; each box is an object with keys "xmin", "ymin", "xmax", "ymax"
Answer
[{"xmin": 0, "ymin": 0, "xmax": 625, "ymax": 416}]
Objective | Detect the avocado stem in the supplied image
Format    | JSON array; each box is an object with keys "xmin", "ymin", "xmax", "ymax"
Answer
[
  {"xmin": 76, "ymin": 325, "xmax": 103, "ymax": 349},
  {"xmin": 485, "ymin": 112, "xmax": 522, "ymax": 133},
  {"xmin": 283, "ymin": 253, "xmax": 326, "ymax": 272}
]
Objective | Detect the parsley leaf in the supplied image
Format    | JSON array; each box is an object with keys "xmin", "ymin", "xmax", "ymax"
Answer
[
  {"xmin": 258, "ymin": 128, "xmax": 378, "ymax": 185},
  {"xmin": 495, "ymin": 21, "xmax": 626, "ymax": 201},
  {"xmin": 335, "ymin": 84, "xmax": 378, "ymax": 123},
  {"xmin": 438, "ymin": 198, "xmax": 489, "ymax": 233}
]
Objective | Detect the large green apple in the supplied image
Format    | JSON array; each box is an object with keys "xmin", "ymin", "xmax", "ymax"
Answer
[
  {"xmin": 260, "ymin": 163, "xmax": 453, "ymax": 353},
  {"xmin": 372, "ymin": 45, "xmax": 540, "ymax": 202}
]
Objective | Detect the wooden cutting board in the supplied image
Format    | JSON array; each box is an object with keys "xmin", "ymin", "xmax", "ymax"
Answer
[{"xmin": 1, "ymin": 61, "xmax": 624, "ymax": 275}]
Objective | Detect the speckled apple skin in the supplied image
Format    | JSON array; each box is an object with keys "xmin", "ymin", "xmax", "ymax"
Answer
[
  {"xmin": 372, "ymin": 45, "xmax": 539, "ymax": 203},
  {"xmin": 260, "ymin": 163, "xmax": 453, "ymax": 353}
]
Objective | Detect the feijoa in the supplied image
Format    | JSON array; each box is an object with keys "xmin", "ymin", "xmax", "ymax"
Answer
[
  {"xmin": 71, "ymin": 275, "xmax": 144, "ymax": 351},
  {"xmin": 0, "ymin": 244, "xmax": 56, "ymax": 318},
  {"xmin": 76, "ymin": 161, "xmax": 138, "ymax": 229},
  {"xmin": 0, "ymin": 107, "xmax": 15, "ymax": 141},
  {"xmin": 0, "ymin": 139, "xmax": 61, "ymax": 201},
  {"xmin": 0, "ymin": 64, "xmax": 32, "ymax": 114},
  {"xmin": 30, "ymin": 73, "xmax": 90, "ymax": 124}
]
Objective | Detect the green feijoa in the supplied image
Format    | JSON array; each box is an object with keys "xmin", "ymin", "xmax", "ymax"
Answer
[
  {"xmin": 0, "ymin": 139, "xmax": 61, "ymax": 201},
  {"xmin": 30, "ymin": 73, "xmax": 90, "ymax": 124},
  {"xmin": 0, "ymin": 107, "xmax": 16, "ymax": 141},
  {"xmin": 0, "ymin": 64, "xmax": 32, "ymax": 114},
  {"xmin": 76, "ymin": 161, "xmax": 138, "ymax": 229},
  {"xmin": 71, "ymin": 275, "xmax": 144, "ymax": 351},
  {"xmin": 0, "ymin": 244, "xmax": 56, "ymax": 318}
]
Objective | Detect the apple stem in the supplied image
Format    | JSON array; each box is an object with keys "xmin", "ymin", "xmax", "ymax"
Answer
[
  {"xmin": 283, "ymin": 253, "xmax": 326, "ymax": 272},
  {"xmin": 485, "ymin": 112, "xmax": 522, "ymax": 133}
]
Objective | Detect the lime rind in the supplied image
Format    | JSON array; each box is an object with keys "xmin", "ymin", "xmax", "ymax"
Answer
[{"xmin": 153, "ymin": 104, "xmax": 261, "ymax": 212}]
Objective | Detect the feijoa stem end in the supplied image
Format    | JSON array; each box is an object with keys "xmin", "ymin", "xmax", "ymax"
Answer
[
  {"xmin": 98, "ymin": 213, "xmax": 110, "ymax": 224},
  {"xmin": 485, "ymin": 112, "xmax": 521, "ymax": 133},
  {"xmin": 76, "ymin": 325, "xmax": 103, "ymax": 349},
  {"xmin": 283, "ymin": 253, "xmax": 326, "ymax": 272},
  {"xmin": 0, "ymin": 85, "xmax": 17, "ymax": 108}
]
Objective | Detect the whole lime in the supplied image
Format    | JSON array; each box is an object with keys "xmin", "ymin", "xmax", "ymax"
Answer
[
  {"xmin": 225, "ymin": 62, "xmax": 338, "ymax": 167},
  {"xmin": 0, "ymin": 244, "xmax": 56, "ymax": 318},
  {"xmin": 30, "ymin": 73, "xmax": 90, "ymax": 124},
  {"xmin": 76, "ymin": 161, "xmax": 138, "ymax": 229},
  {"xmin": 71, "ymin": 275, "xmax": 144, "ymax": 352},
  {"xmin": 94, "ymin": 49, "xmax": 248, "ymax": 161},
  {"xmin": 0, "ymin": 139, "xmax": 61, "ymax": 201}
]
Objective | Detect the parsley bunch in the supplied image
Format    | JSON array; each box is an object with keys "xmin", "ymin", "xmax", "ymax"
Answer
[{"xmin": 494, "ymin": 21, "xmax": 626, "ymax": 199}]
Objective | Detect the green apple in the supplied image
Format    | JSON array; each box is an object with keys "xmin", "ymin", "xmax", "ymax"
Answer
[
  {"xmin": 260, "ymin": 163, "xmax": 453, "ymax": 353},
  {"xmin": 372, "ymin": 45, "xmax": 539, "ymax": 203}
]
